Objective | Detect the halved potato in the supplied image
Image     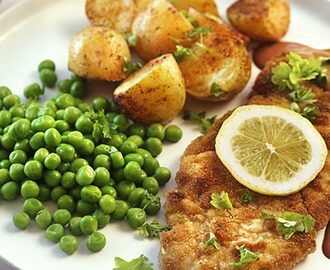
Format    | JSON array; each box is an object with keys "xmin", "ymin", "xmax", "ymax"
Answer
[
  {"xmin": 227, "ymin": 0, "xmax": 290, "ymax": 42},
  {"xmin": 171, "ymin": 0, "xmax": 219, "ymax": 16},
  {"xmin": 132, "ymin": 0, "xmax": 194, "ymax": 61},
  {"xmin": 113, "ymin": 54, "xmax": 186, "ymax": 124},
  {"xmin": 86, "ymin": 0, "xmax": 136, "ymax": 33},
  {"xmin": 68, "ymin": 26, "xmax": 130, "ymax": 81},
  {"xmin": 178, "ymin": 30, "xmax": 251, "ymax": 102}
]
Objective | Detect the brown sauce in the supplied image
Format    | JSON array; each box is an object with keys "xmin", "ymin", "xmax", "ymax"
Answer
[
  {"xmin": 323, "ymin": 220, "xmax": 330, "ymax": 259},
  {"xmin": 253, "ymin": 41, "xmax": 330, "ymax": 69}
]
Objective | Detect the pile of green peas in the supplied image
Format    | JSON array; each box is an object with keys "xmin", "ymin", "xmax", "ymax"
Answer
[{"xmin": 0, "ymin": 60, "xmax": 183, "ymax": 255}]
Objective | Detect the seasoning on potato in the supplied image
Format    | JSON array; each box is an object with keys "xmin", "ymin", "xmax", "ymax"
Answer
[
  {"xmin": 227, "ymin": 0, "xmax": 290, "ymax": 42},
  {"xmin": 68, "ymin": 26, "xmax": 130, "ymax": 81},
  {"xmin": 113, "ymin": 54, "xmax": 186, "ymax": 124}
]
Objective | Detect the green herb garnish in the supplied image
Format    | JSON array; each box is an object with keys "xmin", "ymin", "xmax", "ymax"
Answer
[
  {"xmin": 124, "ymin": 33, "xmax": 138, "ymax": 47},
  {"xmin": 137, "ymin": 220, "xmax": 171, "ymax": 239},
  {"xmin": 123, "ymin": 57, "xmax": 142, "ymax": 74},
  {"xmin": 203, "ymin": 232, "xmax": 220, "ymax": 249},
  {"xmin": 175, "ymin": 213, "xmax": 188, "ymax": 222},
  {"xmin": 183, "ymin": 110, "xmax": 217, "ymax": 133},
  {"xmin": 113, "ymin": 255, "xmax": 153, "ymax": 270},
  {"xmin": 173, "ymin": 45, "xmax": 193, "ymax": 61},
  {"xmin": 186, "ymin": 26, "xmax": 211, "ymax": 37},
  {"xmin": 210, "ymin": 82, "xmax": 224, "ymax": 97},
  {"xmin": 210, "ymin": 191, "xmax": 233, "ymax": 210},
  {"xmin": 241, "ymin": 189, "xmax": 252, "ymax": 204},
  {"xmin": 230, "ymin": 245, "xmax": 259, "ymax": 267}
]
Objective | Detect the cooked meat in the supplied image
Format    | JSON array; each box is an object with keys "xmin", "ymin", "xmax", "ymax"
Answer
[{"xmin": 159, "ymin": 58, "xmax": 330, "ymax": 269}]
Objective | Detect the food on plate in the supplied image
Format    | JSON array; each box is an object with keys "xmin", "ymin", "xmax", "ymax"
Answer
[
  {"xmin": 113, "ymin": 54, "xmax": 186, "ymax": 124},
  {"xmin": 132, "ymin": 0, "xmax": 194, "ymax": 61},
  {"xmin": 68, "ymin": 26, "xmax": 130, "ymax": 81},
  {"xmin": 160, "ymin": 52, "xmax": 330, "ymax": 269},
  {"xmin": 227, "ymin": 0, "xmax": 290, "ymax": 42},
  {"xmin": 215, "ymin": 105, "xmax": 327, "ymax": 195},
  {"xmin": 176, "ymin": 11, "xmax": 251, "ymax": 102},
  {"xmin": 85, "ymin": 0, "xmax": 136, "ymax": 33},
  {"xmin": 171, "ymin": 0, "xmax": 219, "ymax": 16}
]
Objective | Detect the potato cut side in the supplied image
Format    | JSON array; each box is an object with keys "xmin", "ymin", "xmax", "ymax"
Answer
[
  {"xmin": 68, "ymin": 26, "xmax": 130, "ymax": 81},
  {"xmin": 113, "ymin": 54, "xmax": 186, "ymax": 124},
  {"xmin": 132, "ymin": 0, "xmax": 194, "ymax": 62},
  {"xmin": 172, "ymin": 0, "xmax": 219, "ymax": 16}
]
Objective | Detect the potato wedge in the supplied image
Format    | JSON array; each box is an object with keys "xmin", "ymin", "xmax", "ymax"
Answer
[
  {"xmin": 178, "ymin": 30, "xmax": 251, "ymax": 102},
  {"xmin": 132, "ymin": 0, "xmax": 194, "ymax": 62},
  {"xmin": 171, "ymin": 0, "xmax": 219, "ymax": 16},
  {"xmin": 227, "ymin": 0, "xmax": 290, "ymax": 42},
  {"xmin": 113, "ymin": 54, "xmax": 186, "ymax": 124},
  {"xmin": 86, "ymin": 0, "xmax": 136, "ymax": 33},
  {"xmin": 68, "ymin": 26, "xmax": 130, "ymax": 81}
]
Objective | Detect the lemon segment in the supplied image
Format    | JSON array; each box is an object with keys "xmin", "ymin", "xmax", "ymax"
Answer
[{"xmin": 215, "ymin": 105, "xmax": 328, "ymax": 195}]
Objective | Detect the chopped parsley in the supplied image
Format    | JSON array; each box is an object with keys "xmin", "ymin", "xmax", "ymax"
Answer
[
  {"xmin": 241, "ymin": 189, "xmax": 252, "ymax": 204},
  {"xmin": 124, "ymin": 32, "xmax": 138, "ymax": 47},
  {"xmin": 123, "ymin": 57, "xmax": 142, "ymax": 74},
  {"xmin": 183, "ymin": 110, "xmax": 217, "ymax": 133},
  {"xmin": 260, "ymin": 211, "xmax": 315, "ymax": 240},
  {"xmin": 210, "ymin": 82, "xmax": 224, "ymax": 97},
  {"xmin": 230, "ymin": 245, "xmax": 259, "ymax": 267},
  {"xmin": 175, "ymin": 213, "xmax": 188, "ymax": 222},
  {"xmin": 186, "ymin": 26, "xmax": 211, "ymax": 38},
  {"xmin": 137, "ymin": 220, "xmax": 171, "ymax": 239},
  {"xmin": 203, "ymin": 232, "xmax": 220, "ymax": 249},
  {"xmin": 113, "ymin": 255, "xmax": 153, "ymax": 270},
  {"xmin": 173, "ymin": 45, "xmax": 193, "ymax": 61},
  {"xmin": 210, "ymin": 191, "xmax": 233, "ymax": 210}
]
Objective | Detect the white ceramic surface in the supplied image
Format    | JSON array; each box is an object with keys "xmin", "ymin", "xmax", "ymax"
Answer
[{"xmin": 0, "ymin": 0, "xmax": 329, "ymax": 269}]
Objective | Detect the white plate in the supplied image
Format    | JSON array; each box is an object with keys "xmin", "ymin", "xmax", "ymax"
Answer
[{"xmin": 0, "ymin": 0, "xmax": 329, "ymax": 269}]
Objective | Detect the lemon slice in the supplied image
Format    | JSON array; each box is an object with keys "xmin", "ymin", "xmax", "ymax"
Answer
[{"xmin": 215, "ymin": 105, "xmax": 328, "ymax": 195}]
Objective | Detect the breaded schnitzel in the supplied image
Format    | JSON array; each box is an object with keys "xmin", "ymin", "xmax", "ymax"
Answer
[{"xmin": 159, "ymin": 57, "xmax": 330, "ymax": 269}]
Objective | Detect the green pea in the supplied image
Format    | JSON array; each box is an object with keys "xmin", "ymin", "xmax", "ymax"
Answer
[
  {"xmin": 124, "ymin": 153, "xmax": 144, "ymax": 167},
  {"xmin": 24, "ymin": 83, "xmax": 42, "ymax": 99},
  {"xmin": 0, "ymin": 181, "xmax": 19, "ymax": 200},
  {"xmin": 38, "ymin": 106, "xmax": 56, "ymax": 118},
  {"xmin": 1, "ymin": 133, "xmax": 15, "ymax": 150},
  {"xmin": 93, "ymin": 154, "xmax": 111, "ymax": 170},
  {"xmin": 44, "ymin": 128, "xmax": 61, "ymax": 147},
  {"xmin": 0, "ymin": 86, "xmax": 12, "ymax": 99},
  {"xmin": 39, "ymin": 69, "xmax": 57, "ymax": 88},
  {"xmin": 76, "ymin": 200, "xmax": 96, "ymax": 216},
  {"xmin": 33, "ymin": 148, "xmax": 49, "ymax": 163},
  {"xmin": 80, "ymin": 215, "xmax": 98, "ymax": 235},
  {"xmin": 0, "ymin": 149, "xmax": 9, "ymax": 161},
  {"xmin": 70, "ymin": 186, "xmax": 82, "ymax": 200},
  {"xmin": 14, "ymin": 139, "xmax": 31, "ymax": 154},
  {"xmin": 144, "ymin": 137, "xmax": 163, "ymax": 157},
  {"xmin": 70, "ymin": 158, "xmax": 88, "ymax": 173},
  {"xmin": 3, "ymin": 94, "xmax": 20, "ymax": 109},
  {"xmin": 76, "ymin": 165, "xmax": 95, "ymax": 186},
  {"xmin": 0, "ymin": 159, "xmax": 11, "ymax": 169},
  {"xmin": 116, "ymin": 180, "xmax": 136, "ymax": 200},
  {"xmin": 59, "ymin": 235, "xmax": 79, "ymax": 255},
  {"xmin": 0, "ymin": 111, "xmax": 11, "ymax": 128},
  {"xmin": 13, "ymin": 212, "xmax": 31, "ymax": 230},
  {"xmin": 31, "ymin": 115, "xmax": 55, "ymax": 132},
  {"xmin": 45, "ymin": 224, "xmax": 64, "ymax": 243},
  {"xmin": 61, "ymin": 172, "xmax": 76, "ymax": 189},
  {"xmin": 22, "ymin": 198, "xmax": 44, "ymax": 218},
  {"xmin": 112, "ymin": 114, "xmax": 128, "ymax": 133},
  {"xmin": 10, "ymin": 118, "xmax": 31, "ymax": 141},
  {"xmin": 165, "ymin": 124, "xmax": 183, "ymax": 142},
  {"xmin": 37, "ymin": 184, "xmax": 51, "ymax": 202},
  {"xmin": 0, "ymin": 168, "xmax": 10, "ymax": 186},
  {"xmin": 141, "ymin": 194, "xmax": 161, "ymax": 215},
  {"xmin": 58, "ymin": 79, "xmax": 72, "ymax": 93},
  {"xmin": 128, "ymin": 187, "xmax": 146, "ymax": 207},
  {"xmin": 154, "ymin": 167, "xmax": 171, "ymax": 185},
  {"xmin": 38, "ymin": 59, "xmax": 55, "ymax": 71},
  {"xmin": 67, "ymin": 131, "xmax": 84, "ymax": 148},
  {"xmin": 55, "ymin": 120, "xmax": 70, "ymax": 133},
  {"xmin": 143, "ymin": 157, "xmax": 160, "ymax": 176},
  {"xmin": 78, "ymin": 102, "xmax": 90, "ymax": 112},
  {"xmin": 55, "ymin": 93, "xmax": 75, "ymax": 109},
  {"xmin": 24, "ymin": 160, "xmax": 43, "ymax": 180},
  {"xmin": 21, "ymin": 180, "xmax": 40, "ymax": 199},
  {"xmin": 81, "ymin": 185, "xmax": 102, "ymax": 203},
  {"xmin": 120, "ymin": 140, "xmax": 137, "ymax": 155},
  {"xmin": 93, "ymin": 209, "xmax": 110, "ymax": 229},
  {"xmin": 92, "ymin": 96, "xmax": 109, "ymax": 112},
  {"xmin": 108, "ymin": 134, "xmax": 123, "ymax": 148},
  {"xmin": 55, "ymin": 109, "xmax": 65, "ymax": 120},
  {"xmin": 86, "ymin": 232, "xmax": 106, "ymax": 252},
  {"xmin": 9, "ymin": 150, "xmax": 27, "ymax": 164},
  {"xmin": 70, "ymin": 81, "xmax": 86, "ymax": 98},
  {"xmin": 126, "ymin": 208, "xmax": 146, "ymax": 229},
  {"xmin": 57, "ymin": 194, "xmax": 75, "ymax": 213},
  {"xmin": 78, "ymin": 138, "xmax": 94, "ymax": 156},
  {"xmin": 9, "ymin": 163, "xmax": 26, "ymax": 182},
  {"xmin": 147, "ymin": 123, "xmax": 165, "ymax": 140},
  {"xmin": 111, "ymin": 200, "xmax": 129, "ymax": 220},
  {"xmin": 112, "ymin": 169, "xmax": 124, "ymax": 183},
  {"xmin": 63, "ymin": 106, "xmax": 82, "ymax": 125},
  {"xmin": 25, "ymin": 105, "xmax": 40, "ymax": 121},
  {"xmin": 69, "ymin": 217, "xmax": 83, "ymax": 236},
  {"xmin": 75, "ymin": 114, "xmax": 93, "ymax": 134},
  {"xmin": 142, "ymin": 177, "xmax": 159, "ymax": 195},
  {"xmin": 101, "ymin": 185, "xmax": 117, "ymax": 198},
  {"xmin": 128, "ymin": 123, "xmax": 145, "ymax": 138},
  {"xmin": 123, "ymin": 161, "xmax": 142, "ymax": 182},
  {"xmin": 29, "ymin": 132, "xmax": 45, "ymax": 150},
  {"xmin": 44, "ymin": 153, "xmax": 61, "ymax": 170},
  {"xmin": 56, "ymin": 143, "xmax": 75, "ymax": 162},
  {"xmin": 93, "ymin": 144, "xmax": 110, "ymax": 156},
  {"xmin": 53, "ymin": 209, "xmax": 71, "ymax": 226},
  {"xmin": 50, "ymin": 186, "xmax": 67, "ymax": 201},
  {"xmin": 35, "ymin": 209, "xmax": 52, "ymax": 229},
  {"xmin": 110, "ymin": 150, "xmax": 125, "ymax": 169},
  {"xmin": 94, "ymin": 167, "xmax": 110, "ymax": 187},
  {"xmin": 98, "ymin": 194, "xmax": 116, "ymax": 214},
  {"xmin": 9, "ymin": 105, "xmax": 25, "ymax": 118}
]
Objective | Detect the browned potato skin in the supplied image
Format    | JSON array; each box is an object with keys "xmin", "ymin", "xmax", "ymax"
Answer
[
  {"xmin": 113, "ymin": 54, "xmax": 186, "ymax": 124},
  {"xmin": 68, "ymin": 26, "xmax": 130, "ymax": 81},
  {"xmin": 227, "ymin": 0, "xmax": 290, "ymax": 42},
  {"xmin": 132, "ymin": 0, "xmax": 194, "ymax": 62},
  {"xmin": 178, "ymin": 25, "xmax": 251, "ymax": 102},
  {"xmin": 86, "ymin": 0, "xmax": 137, "ymax": 33},
  {"xmin": 172, "ymin": 0, "xmax": 219, "ymax": 16}
]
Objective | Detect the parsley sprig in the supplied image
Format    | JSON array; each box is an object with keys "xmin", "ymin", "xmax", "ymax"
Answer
[
  {"xmin": 271, "ymin": 52, "xmax": 327, "ymax": 121},
  {"xmin": 230, "ymin": 245, "xmax": 259, "ymax": 267},
  {"xmin": 210, "ymin": 82, "xmax": 224, "ymax": 97},
  {"xmin": 113, "ymin": 255, "xmax": 153, "ymax": 270},
  {"xmin": 123, "ymin": 57, "xmax": 142, "ymax": 74},
  {"xmin": 137, "ymin": 220, "xmax": 171, "ymax": 239},
  {"xmin": 210, "ymin": 191, "xmax": 233, "ymax": 210},
  {"xmin": 260, "ymin": 211, "xmax": 315, "ymax": 240},
  {"xmin": 183, "ymin": 110, "xmax": 217, "ymax": 133},
  {"xmin": 124, "ymin": 33, "xmax": 138, "ymax": 47},
  {"xmin": 203, "ymin": 232, "xmax": 220, "ymax": 249},
  {"xmin": 173, "ymin": 45, "xmax": 194, "ymax": 61}
]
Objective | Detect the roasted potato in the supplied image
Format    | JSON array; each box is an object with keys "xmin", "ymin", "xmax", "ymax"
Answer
[
  {"xmin": 227, "ymin": 0, "xmax": 290, "ymax": 42},
  {"xmin": 113, "ymin": 54, "xmax": 186, "ymax": 124},
  {"xmin": 132, "ymin": 0, "xmax": 194, "ymax": 62},
  {"xmin": 68, "ymin": 26, "xmax": 130, "ymax": 81},
  {"xmin": 171, "ymin": 0, "xmax": 219, "ymax": 16},
  {"xmin": 178, "ymin": 27, "xmax": 251, "ymax": 102},
  {"xmin": 86, "ymin": 0, "xmax": 136, "ymax": 33}
]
